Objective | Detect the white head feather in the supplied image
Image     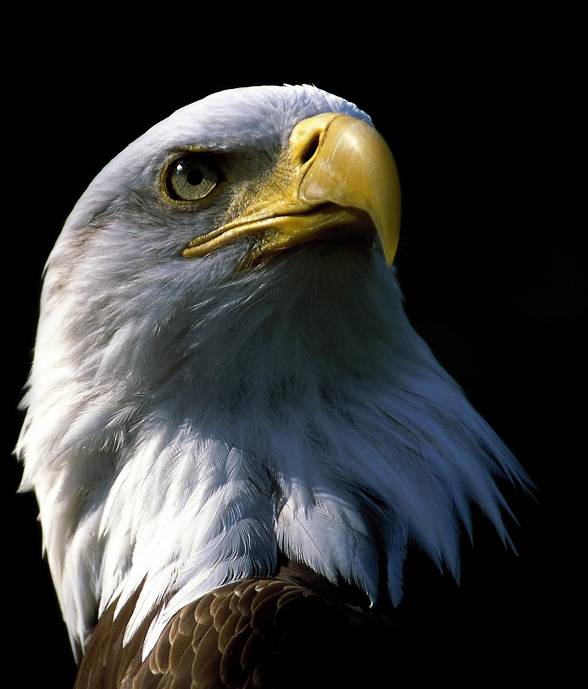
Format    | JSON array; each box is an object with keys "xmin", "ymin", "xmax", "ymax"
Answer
[{"xmin": 16, "ymin": 85, "xmax": 532, "ymax": 659}]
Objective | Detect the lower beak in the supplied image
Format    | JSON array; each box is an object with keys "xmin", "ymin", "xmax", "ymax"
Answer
[{"xmin": 182, "ymin": 113, "xmax": 401, "ymax": 266}]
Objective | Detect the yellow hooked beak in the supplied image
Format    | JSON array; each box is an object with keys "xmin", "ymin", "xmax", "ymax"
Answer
[{"xmin": 182, "ymin": 113, "xmax": 401, "ymax": 267}]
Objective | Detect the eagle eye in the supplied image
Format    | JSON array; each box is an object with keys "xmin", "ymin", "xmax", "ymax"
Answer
[{"xmin": 165, "ymin": 154, "xmax": 219, "ymax": 202}]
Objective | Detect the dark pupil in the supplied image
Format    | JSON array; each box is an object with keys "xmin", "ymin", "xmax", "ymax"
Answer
[{"xmin": 186, "ymin": 166, "xmax": 204, "ymax": 186}]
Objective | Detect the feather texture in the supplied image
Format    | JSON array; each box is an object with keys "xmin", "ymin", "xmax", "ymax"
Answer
[
  {"xmin": 15, "ymin": 85, "xmax": 533, "ymax": 664},
  {"xmin": 73, "ymin": 563, "xmax": 396, "ymax": 689}
]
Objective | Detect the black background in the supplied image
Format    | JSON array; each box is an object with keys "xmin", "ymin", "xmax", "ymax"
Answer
[{"xmin": 2, "ymin": 21, "xmax": 581, "ymax": 687}]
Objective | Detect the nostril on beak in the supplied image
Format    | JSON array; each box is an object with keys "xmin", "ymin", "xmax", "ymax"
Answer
[{"xmin": 299, "ymin": 132, "xmax": 321, "ymax": 165}]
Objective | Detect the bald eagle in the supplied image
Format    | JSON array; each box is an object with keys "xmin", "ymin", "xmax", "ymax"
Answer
[{"xmin": 16, "ymin": 85, "xmax": 532, "ymax": 688}]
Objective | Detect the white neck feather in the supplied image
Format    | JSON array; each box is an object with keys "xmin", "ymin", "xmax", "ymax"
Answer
[{"xmin": 17, "ymin": 245, "xmax": 531, "ymax": 659}]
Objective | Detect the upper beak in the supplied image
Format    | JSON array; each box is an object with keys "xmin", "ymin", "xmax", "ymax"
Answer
[{"xmin": 182, "ymin": 113, "xmax": 401, "ymax": 266}]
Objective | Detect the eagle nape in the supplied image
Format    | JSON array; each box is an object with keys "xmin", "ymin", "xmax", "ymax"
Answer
[{"xmin": 16, "ymin": 85, "xmax": 533, "ymax": 688}]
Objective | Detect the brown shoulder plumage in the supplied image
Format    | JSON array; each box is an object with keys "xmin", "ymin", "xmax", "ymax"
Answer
[{"xmin": 74, "ymin": 563, "xmax": 397, "ymax": 689}]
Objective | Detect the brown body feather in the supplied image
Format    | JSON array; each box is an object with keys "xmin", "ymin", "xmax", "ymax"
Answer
[{"xmin": 74, "ymin": 563, "xmax": 397, "ymax": 689}]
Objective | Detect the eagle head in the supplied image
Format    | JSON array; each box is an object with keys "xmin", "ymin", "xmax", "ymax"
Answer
[{"xmin": 16, "ymin": 85, "xmax": 531, "ymax": 659}]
